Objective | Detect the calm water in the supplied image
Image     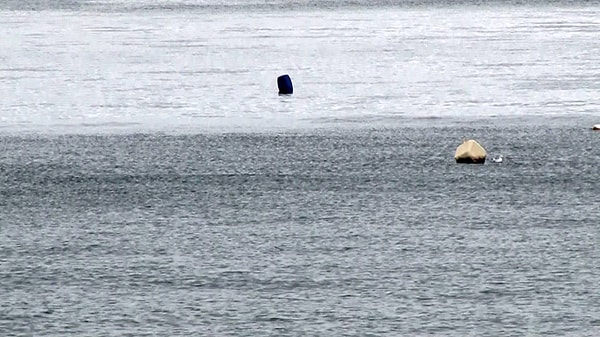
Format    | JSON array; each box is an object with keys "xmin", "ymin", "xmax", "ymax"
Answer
[{"xmin": 1, "ymin": 1, "xmax": 600, "ymax": 336}]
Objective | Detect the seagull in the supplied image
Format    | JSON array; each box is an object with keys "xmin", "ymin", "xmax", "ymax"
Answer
[{"xmin": 491, "ymin": 155, "xmax": 503, "ymax": 163}]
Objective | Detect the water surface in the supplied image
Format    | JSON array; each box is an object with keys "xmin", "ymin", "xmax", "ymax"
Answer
[{"xmin": 1, "ymin": 1, "xmax": 600, "ymax": 336}]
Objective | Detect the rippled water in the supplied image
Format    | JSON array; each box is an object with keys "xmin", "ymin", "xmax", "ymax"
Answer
[
  {"xmin": 1, "ymin": 3, "xmax": 599, "ymax": 133},
  {"xmin": 1, "ymin": 1, "xmax": 600, "ymax": 336}
]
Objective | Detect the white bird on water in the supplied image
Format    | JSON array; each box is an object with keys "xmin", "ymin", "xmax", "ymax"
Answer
[{"xmin": 491, "ymin": 155, "xmax": 503, "ymax": 163}]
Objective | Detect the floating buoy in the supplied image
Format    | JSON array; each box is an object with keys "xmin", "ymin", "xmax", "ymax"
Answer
[
  {"xmin": 593, "ymin": 124, "xmax": 600, "ymax": 130},
  {"xmin": 455, "ymin": 139, "xmax": 487, "ymax": 164},
  {"xmin": 277, "ymin": 74, "xmax": 293, "ymax": 95}
]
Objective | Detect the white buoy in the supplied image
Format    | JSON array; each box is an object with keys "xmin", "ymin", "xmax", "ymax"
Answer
[{"xmin": 491, "ymin": 155, "xmax": 503, "ymax": 163}]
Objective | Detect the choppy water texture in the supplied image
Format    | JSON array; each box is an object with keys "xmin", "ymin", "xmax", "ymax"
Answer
[{"xmin": 1, "ymin": 1, "xmax": 600, "ymax": 336}]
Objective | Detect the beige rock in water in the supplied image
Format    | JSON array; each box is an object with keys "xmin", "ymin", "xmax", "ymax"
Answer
[
  {"xmin": 455, "ymin": 139, "xmax": 487, "ymax": 164},
  {"xmin": 593, "ymin": 124, "xmax": 600, "ymax": 130}
]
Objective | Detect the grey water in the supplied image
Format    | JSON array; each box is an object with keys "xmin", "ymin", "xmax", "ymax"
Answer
[{"xmin": 1, "ymin": 1, "xmax": 600, "ymax": 336}]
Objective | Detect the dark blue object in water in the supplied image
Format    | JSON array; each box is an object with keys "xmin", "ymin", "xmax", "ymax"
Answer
[{"xmin": 277, "ymin": 74, "xmax": 293, "ymax": 95}]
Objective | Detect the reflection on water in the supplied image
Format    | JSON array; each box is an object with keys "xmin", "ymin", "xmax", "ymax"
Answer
[{"xmin": 0, "ymin": 5, "xmax": 599, "ymax": 133}]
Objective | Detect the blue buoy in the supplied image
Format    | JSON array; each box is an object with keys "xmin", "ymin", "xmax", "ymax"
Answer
[{"xmin": 277, "ymin": 74, "xmax": 293, "ymax": 95}]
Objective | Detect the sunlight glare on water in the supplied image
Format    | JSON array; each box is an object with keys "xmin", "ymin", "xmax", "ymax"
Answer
[{"xmin": 0, "ymin": 4, "xmax": 598, "ymax": 133}]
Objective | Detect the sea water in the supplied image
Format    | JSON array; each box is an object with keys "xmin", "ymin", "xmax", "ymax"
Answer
[{"xmin": 1, "ymin": 1, "xmax": 599, "ymax": 336}]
